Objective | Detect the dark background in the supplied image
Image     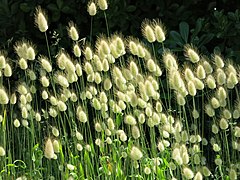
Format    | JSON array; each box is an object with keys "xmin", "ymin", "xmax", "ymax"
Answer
[{"xmin": 0, "ymin": 0, "xmax": 240, "ymax": 61}]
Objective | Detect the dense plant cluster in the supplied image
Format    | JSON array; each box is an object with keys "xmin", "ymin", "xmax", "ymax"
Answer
[{"xmin": 0, "ymin": 0, "xmax": 239, "ymax": 179}]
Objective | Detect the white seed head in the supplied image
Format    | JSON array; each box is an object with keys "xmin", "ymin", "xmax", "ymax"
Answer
[
  {"xmin": 44, "ymin": 138, "xmax": 54, "ymax": 159},
  {"xmin": 57, "ymin": 100, "xmax": 67, "ymax": 112},
  {"xmin": 88, "ymin": 2, "xmax": 97, "ymax": 16},
  {"xmin": 212, "ymin": 124, "xmax": 219, "ymax": 134},
  {"xmin": 187, "ymin": 81, "xmax": 197, "ymax": 96},
  {"xmin": 0, "ymin": 146, "xmax": 6, "ymax": 156},
  {"xmin": 68, "ymin": 22, "xmax": 79, "ymax": 41},
  {"xmin": 35, "ymin": 6, "xmax": 48, "ymax": 32},
  {"xmin": 19, "ymin": 58, "xmax": 28, "ymax": 70},
  {"xmin": 219, "ymin": 118, "xmax": 229, "ymax": 130},
  {"xmin": 95, "ymin": 122, "xmax": 102, "ymax": 132},
  {"xmin": 13, "ymin": 119, "xmax": 20, "ymax": 128},
  {"xmin": 196, "ymin": 64, "xmax": 206, "ymax": 79},
  {"xmin": 124, "ymin": 115, "xmax": 136, "ymax": 125},
  {"xmin": 130, "ymin": 146, "xmax": 143, "ymax": 161},
  {"xmin": 52, "ymin": 127, "xmax": 59, "ymax": 137},
  {"xmin": 183, "ymin": 167, "xmax": 194, "ymax": 179},
  {"xmin": 4, "ymin": 63, "xmax": 12, "ymax": 77},
  {"xmin": 186, "ymin": 47, "xmax": 200, "ymax": 63},
  {"xmin": 85, "ymin": 47, "xmax": 93, "ymax": 60},
  {"xmin": 98, "ymin": 0, "xmax": 108, "ymax": 11},
  {"xmin": 154, "ymin": 22, "xmax": 165, "ymax": 42},
  {"xmin": 0, "ymin": 88, "xmax": 9, "ymax": 104},
  {"xmin": 132, "ymin": 125, "xmax": 140, "ymax": 139},
  {"xmin": 26, "ymin": 46, "xmax": 36, "ymax": 60},
  {"xmin": 142, "ymin": 23, "xmax": 156, "ymax": 43},
  {"xmin": 206, "ymin": 75, "xmax": 216, "ymax": 89},
  {"xmin": 214, "ymin": 54, "xmax": 224, "ymax": 68}
]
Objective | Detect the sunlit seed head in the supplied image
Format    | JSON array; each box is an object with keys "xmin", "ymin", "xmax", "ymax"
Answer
[
  {"xmin": 202, "ymin": 59, "xmax": 213, "ymax": 75},
  {"xmin": 99, "ymin": 39, "xmax": 110, "ymax": 55},
  {"xmin": 216, "ymin": 68, "xmax": 226, "ymax": 85},
  {"xmin": 185, "ymin": 45, "xmax": 200, "ymax": 63},
  {"xmin": 44, "ymin": 138, "xmax": 54, "ymax": 159},
  {"xmin": 77, "ymin": 110, "xmax": 88, "ymax": 123},
  {"xmin": 26, "ymin": 46, "xmax": 36, "ymax": 60},
  {"xmin": 95, "ymin": 122, "xmax": 102, "ymax": 132},
  {"xmin": 157, "ymin": 141, "xmax": 165, "ymax": 152},
  {"xmin": 183, "ymin": 167, "xmax": 194, "ymax": 179},
  {"xmin": 222, "ymin": 109, "xmax": 231, "ymax": 119},
  {"xmin": 35, "ymin": 6, "xmax": 48, "ymax": 32},
  {"xmin": 213, "ymin": 143, "xmax": 221, "ymax": 152},
  {"xmin": 145, "ymin": 80, "xmax": 155, "ymax": 97},
  {"xmin": 4, "ymin": 63, "xmax": 12, "ymax": 77},
  {"xmin": 176, "ymin": 92, "xmax": 186, "ymax": 106},
  {"xmin": 193, "ymin": 78, "xmax": 204, "ymax": 90},
  {"xmin": 147, "ymin": 58, "xmax": 156, "ymax": 72},
  {"xmin": 130, "ymin": 146, "xmax": 143, "ymax": 161},
  {"xmin": 137, "ymin": 44, "xmax": 146, "ymax": 58},
  {"xmin": 22, "ymin": 119, "xmax": 29, "ymax": 127},
  {"xmin": 98, "ymin": 0, "xmax": 108, "ymax": 10},
  {"xmin": 41, "ymin": 90, "xmax": 48, "ymax": 100},
  {"xmin": 84, "ymin": 46, "xmax": 93, "ymax": 60},
  {"xmin": 57, "ymin": 100, "xmax": 67, "ymax": 112},
  {"xmin": 65, "ymin": 59, "xmax": 76, "ymax": 73},
  {"xmin": 202, "ymin": 166, "xmax": 211, "ymax": 177},
  {"xmin": 211, "ymin": 97, "xmax": 220, "ymax": 109},
  {"xmin": 184, "ymin": 67, "xmax": 195, "ymax": 82},
  {"xmin": 163, "ymin": 51, "xmax": 178, "ymax": 70},
  {"xmin": 40, "ymin": 76, "xmax": 50, "ymax": 87},
  {"xmin": 56, "ymin": 51, "xmax": 69, "ymax": 70},
  {"xmin": 75, "ymin": 131, "xmax": 83, "ymax": 141},
  {"xmin": 52, "ymin": 139, "xmax": 60, "ymax": 153},
  {"xmin": 88, "ymin": 2, "xmax": 97, "ymax": 16},
  {"xmin": 228, "ymin": 72, "xmax": 238, "ymax": 86},
  {"xmin": 212, "ymin": 124, "xmax": 219, "ymax": 134},
  {"xmin": 56, "ymin": 74, "xmax": 69, "ymax": 88},
  {"xmin": 129, "ymin": 60, "xmax": 139, "ymax": 77},
  {"xmin": 68, "ymin": 21, "xmax": 79, "ymax": 41},
  {"xmin": 194, "ymin": 171, "xmax": 203, "ymax": 180},
  {"xmin": 75, "ymin": 143, "xmax": 82, "ymax": 152},
  {"xmin": 52, "ymin": 127, "xmax": 59, "ymax": 137},
  {"xmin": 0, "ymin": 87, "xmax": 9, "ymax": 105},
  {"xmin": 187, "ymin": 81, "xmax": 197, "ymax": 96},
  {"xmin": 19, "ymin": 58, "xmax": 28, "ymax": 70},
  {"xmin": 206, "ymin": 75, "xmax": 216, "ymax": 89},
  {"xmin": 141, "ymin": 19, "xmax": 156, "ymax": 43},
  {"xmin": 124, "ymin": 115, "xmax": 136, "ymax": 125},
  {"xmin": 196, "ymin": 64, "xmax": 206, "ymax": 79},
  {"xmin": 0, "ymin": 54, "xmax": 6, "ymax": 69},
  {"xmin": 129, "ymin": 40, "xmax": 138, "ymax": 56},
  {"xmin": 182, "ymin": 152, "xmax": 189, "ymax": 165},
  {"xmin": 13, "ymin": 119, "xmax": 20, "ymax": 128},
  {"xmin": 219, "ymin": 118, "xmax": 229, "ymax": 130},
  {"xmin": 234, "ymin": 126, "xmax": 240, "ymax": 137},
  {"xmin": 0, "ymin": 146, "xmax": 6, "ymax": 156},
  {"xmin": 144, "ymin": 167, "xmax": 151, "ymax": 175},
  {"xmin": 214, "ymin": 54, "xmax": 224, "ymax": 68},
  {"xmin": 214, "ymin": 158, "xmax": 222, "ymax": 166},
  {"xmin": 138, "ymin": 113, "xmax": 145, "ymax": 124},
  {"xmin": 48, "ymin": 107, "xmax": 57, "ymax": 117},
  {"xmin": 132, "ymin": 125, "xmax": 140, "ymax": 139},
  {"xmin": 154, "ymin": 19, "xmax": 166, "ymax": 42}
]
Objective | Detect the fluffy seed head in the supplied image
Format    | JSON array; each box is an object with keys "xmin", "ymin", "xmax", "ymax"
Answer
[
  {"xmin": 153, "ymin": 19, "xmax": 166, "ymax": 42},
  {"xmin": 163, "ymin": 51, "xmax": 178, "ymax": 70},
  {"xmin": 0, "ymin": 88, "xmax": 9, "ymax": 104},
  {"xmin": 176, "ymin": 92, "xmax": 186, "ymax": 106},
  {"xmin": 214, "ymin": 54, "xmax": 224, "ymax": 68},
  {"xmin": 132, "ymin": 126, "xmax": 140, "ymax": 139},
  {"xmin": 141, "ymin": 20, "xmax": 156, "ymax": 43},
  {"xmin": 187, "ymin": 81, "xmax": 197, "ymax": 96},
  {"xmin": 130, "ymin": 146, "xmax": 143, "ymax": 161},
  {"xmin": 14, "ymin": 119, "xmax": 20, "ymax": 128},
  {"xmin": 206, "ymin": 75, "xmax": 216, "ymax": 89},
  {"xmin": 216, "ymin": 68, "xmax": 226, "ymax": 85},
  {"xmin": 194, "ymin": 172, "xmax": 203, "ymax": 180},
  {"xmin": 219, "ymin": 118, "xmax": 228, "ymax": 130},
  {"xmin": 88, "ymin": 2, "xmax": 97, "ymax": 16},
  {"xmin": 68, "ymin": 22, "xmax": 79, "ymax": 41},
  {"xmin": 44, "ymin": 138, "xmax": 54, "ymax": 159},
  {"xmin": 183, "ymin": 167, "xmax": 194, "ymax": 179},
  {"xmin": 229, "ymin": 169, "xmax": 237, "ymax": 180},
  {"xmin": 196, "ymin": 64, "xmax": 206, "ymax": 79},
  {"xmin": 185, "ymin": 45, "xmax": 200, "ymax": 63},
  {"xmin": 0, "ymin": 54, "xmax": 6, "ymax": 69},
  {"xmin": 0, "ymin": 146, "xmax": 6, "ymax": 156},
  {"xmin": 124, "ymin": 115, "xmax": 136, "ymax": 125},
  {"xmin": 35, "ymin": 6, "xmax": 48, "ymax": 32},
  {"xmin": 57, "ymin": 74, "xmax": 69, "ymax": 88},
  {"xmin": 147, "ymin": 58, "xmax": 156, "ymax": 72},
  {"xmin": 205, "ymin": 104, "xmax": 215, "ymax": 117},
  {"xmin": 19, "ymin": 58, "xmax": 28, "ymax": 70},
  {"xmin": 57, "ymin": 100, "xmax": 67, "ymax": 112},
  {"xmin": 26, "ymin": 46, "xmax": 36, "ymax": 60},
  {"xmin": 4, "ymin": 63, "xmax": 12, "ymax": 77},
  {"xmin": 40, "ymin": 56, "xmax": 52, "ymax": 72},
  {"xmin": 128, "ymin": 39, "xmax": 138, "ymax": 56},
  {"xmin": 98, "ymin": 0, "xmax": 108, "ymax": 10},
  {"xmin": 85, "ymin": 46, "xmax": 93, "ymax": 60}
]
